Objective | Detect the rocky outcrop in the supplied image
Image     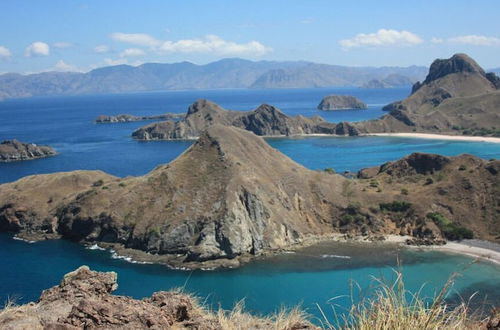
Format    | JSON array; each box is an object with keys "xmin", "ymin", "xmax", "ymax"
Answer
[
  {"xmin": 0, "ymin": 266, "xmax": 316, "ymax": 329},
  {"xmin": 132, "ymin": 99, "xmax": 359, "ymax": 140},
  {"xmin": 317, "ymin": 95, "xmax": 367, "ymax": 110},
  {"xmin": 0, "ymin": 140, "xmax": 56, "ymax": 162},
  {"xmin": 354, "ymin": 54, "xmax": 500, "ymax": 136},
  {"xmin": 95, "ymin": 113, "xmax": 184, "ymax": 123},
  {"xmin": 0, "ymin": 126, "xmax": 498, "ymax": 268}
]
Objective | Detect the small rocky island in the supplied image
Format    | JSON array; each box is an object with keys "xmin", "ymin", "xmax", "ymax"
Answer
[
  {"xmin": 317, "ymin": 95, "xmax": 368, "ymax": 110},
  {"xmin": 95, "ymin": 113, "xmax": 184, "ymax": 123},
  {"xmin": 0, "ymin": 140, "xmax": 56, "ymax": 162}
]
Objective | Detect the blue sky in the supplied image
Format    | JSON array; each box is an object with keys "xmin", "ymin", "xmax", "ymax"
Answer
[{"xmin": 0, "ymin": 0, "xmax": 499, "ymax": 73}]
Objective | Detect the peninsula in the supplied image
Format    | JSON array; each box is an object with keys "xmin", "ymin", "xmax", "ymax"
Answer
[
  {"xmin": 0, "ymin": 140, "xmax": 56, "ymax": 162},
  {"xmin": 95, "ymin": 113, "xmax": 184, "ymax": 123},
  {"xmin": 1, "ymin": 125, "xmax": 498, "ymax": 269}
]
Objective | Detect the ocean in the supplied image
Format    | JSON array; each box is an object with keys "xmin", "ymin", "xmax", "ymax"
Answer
[{"xmin": 1, "ymin": 87, "xmax": 499, "ymax": 321}]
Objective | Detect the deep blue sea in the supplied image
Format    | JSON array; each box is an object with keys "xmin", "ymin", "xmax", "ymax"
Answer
[{"xmin": 0, "ymin": 87, "xmax": 499, "ymax": 321}]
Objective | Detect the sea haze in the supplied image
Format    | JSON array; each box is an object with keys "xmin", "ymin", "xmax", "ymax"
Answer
[{"xmin": 1, "ymin": 87, "xmax": 500, "ymax": 184}]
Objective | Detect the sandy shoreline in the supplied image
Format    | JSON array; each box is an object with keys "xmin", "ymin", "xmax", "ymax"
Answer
[
  {"xmin": 365, "ymin": 132, "xmax": 500, "ymax": 143},
  {"xmin": 406, "ymin": 240, "xmax": 500, "ymax": 265}
]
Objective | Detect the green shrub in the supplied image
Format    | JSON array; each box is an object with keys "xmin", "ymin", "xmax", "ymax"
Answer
[
  {"xmin": 324, "ymin": 167, "xmax": 335, "ymax": 174},
  {"xmin": 400, "ymin": 188, "xmax": 409, "ymax": 195},
  {"xmin": 426, "ymin": 212, "xmax": 473, "ymax": 240},
  {"xmin": 379, "ymin": 201, "xmax": 412, "ymax": 212},
  {"xmin": 424, "ymin": 177, "xmax": 434, "ymax": 185},
  {"xmin": 118, "ymin": 182, "xmax": 126, "ymax": 187},
  {"xmin": 92, "ymin": 179, "xmax": 104, "ymax": 187},
  {"xmin": 458, "ymin": 165, "xmax": 467, "ymax": 171},
  {"xmin": 369, "ymin": 179, "xmax": 379, "ymax": 188}
]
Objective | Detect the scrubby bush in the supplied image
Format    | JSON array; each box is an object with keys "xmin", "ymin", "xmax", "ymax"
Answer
[
  {"xmin": 400, "ymin": 188, "xmax": 409, "ymax": 195},
  {"xmin": 379, "ymin": 201, "xmax": 412, "ymax": 212},
  {"xmin": 92, "ymin": 179, "xmax": 104, "ymax": 187},
  {"xmin": 426, "ymin": 212, "xmax": 473, "ymax": 240},
  {"xmin": 324, "ymin": 167, "xmax": 335, "ymax": 174}
]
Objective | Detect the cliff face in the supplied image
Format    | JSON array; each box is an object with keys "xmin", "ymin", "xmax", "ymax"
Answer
[
  {"xmin": 355, "ymin": 54, "xmax": 500, "ymax": 136},
  {"xmin": 132, "ymin": 99, "xmax": 360, "ymax": 140},
  {"xmin": 317, "ymin": 95, "xmax": 367, "ymax": 110},
  {"xmin": 0, "ymin": 126, "xmax": 498, "ymax": 268},
  {"xmin": 0, "ymin": 140, "xmax": 57, "ymax": 162}
]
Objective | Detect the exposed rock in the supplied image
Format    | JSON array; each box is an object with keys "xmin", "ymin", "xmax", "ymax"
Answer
[
  {"xmin": 355, "ymin": 53, "xmax": 500, "ymax": 136},
  {"xmin": 132, "ymin": 99, "xmax": 359, "ymax": 140},
  {"xmin": 317, "ymin": 95, "xmax": 367, "ymax": 110},
  {"xmin": 95, "ymin": 113, "xmax": 184, "ymax": 123},
  {"xmin": 0, "ymin": 140, "xmax": 56, "ymax": 162},
  {"xmin": 0, "ymin": 266, "xmax": 317, "ymax": 329},
  {"xmin": 1, "ymin": 126, "xmax": 499, "ymax": 268}
]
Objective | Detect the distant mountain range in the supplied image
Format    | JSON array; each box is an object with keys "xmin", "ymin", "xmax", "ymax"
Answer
[{"xmin": 0, "ymin": 58, "xmax": 428, "ymax": 100}]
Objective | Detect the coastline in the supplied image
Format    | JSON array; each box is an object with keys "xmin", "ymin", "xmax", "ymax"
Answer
[{"xmin": 365, "ymin": 133, "xmax": 500, "ymax": 144}]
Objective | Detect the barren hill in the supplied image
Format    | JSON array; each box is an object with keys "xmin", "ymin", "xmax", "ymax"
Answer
[{"xmin": 0, "ymin": 125, "xmax": 498, "ymax": 268}]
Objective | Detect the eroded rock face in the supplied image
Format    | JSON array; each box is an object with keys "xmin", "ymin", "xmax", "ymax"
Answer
[
  {"xmin": 317, "ymin": 95, "xmax": 367, "ymax": 110},
  {"xmin": 0, "ymin": 140, "xmax": 56, "ymax": 162},
  {"xmin": 131, "ymin": 99, "xmax": 359, "ymax": 140}
]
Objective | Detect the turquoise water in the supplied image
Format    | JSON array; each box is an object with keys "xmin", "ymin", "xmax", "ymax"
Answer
[
  {"xmin": 1, "ymin": 233, "xmax": 498, "ymax": 321},
  {"xmin": 0, "ymin": 88, "xmax": 499, "ymax": 320}
]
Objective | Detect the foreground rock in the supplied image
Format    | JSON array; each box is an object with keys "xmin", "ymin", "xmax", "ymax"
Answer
[
  {"xmin": 0, "ymin": 140, "xmax": 56, "ymax": 162},
  {"xmin": 317, "ymin": 95, "xmax": 367, "ymax": 110},
  {"xmin": 132, "ymin": 99, "xmax": 361, "ymax": 139},
  {"xmin": 95, "ymin": 113, "xmax": 184, "ymax": 123},
  {"xmin": 0, "ymin": 126, "xmax": 498, "ymax": 268},
  {"xmin": 355, "ymin": 53, "xmax": 500, "ymax": 136},
  {"xmin": 0, "ymin": 266, "xmax": 315, "ymax": 329}
]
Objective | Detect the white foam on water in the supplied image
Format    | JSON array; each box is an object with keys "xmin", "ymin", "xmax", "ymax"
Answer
[{"xmin": 320, "ymin": 254, "xmax": 351, "ymax": 259}]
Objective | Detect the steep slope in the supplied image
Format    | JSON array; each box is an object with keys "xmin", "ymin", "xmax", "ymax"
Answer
[
  {"xmin": 0, "ymin": 126, "xmax": 498, "ymax": 268},
  {"xmin": 355, "ymin": 54, "xmax": 500, "ymax": 135},
  {"xmin": 131, "ymin": 99, "xmax": 359, "ymax": 140}
]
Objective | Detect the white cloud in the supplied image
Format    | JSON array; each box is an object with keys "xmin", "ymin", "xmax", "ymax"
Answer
[
  {"xmin": 340, "ymin": 29, "xmax": 423, "ymax": 49},
  {"xmin": 0, "ymin": 46, "xmax": 11, "ymax": 58},
  {"xmin": 102, "ymin": 58, "xmax": 145, "ymax": 66},
  {"xmin": 25, "ymin": 41, "xmax": 50, "ymax": 57},
  {"xmin": 119, "ymin": 48, "xmax": 146, "ymax": 57},
  {"xmin": 431, "ymin": 37, "xmax": 444, "ymax": 44},
  {"xmin": 110, "ymin": 32, "xmax": 161, "ymax": 47},
  {"xmin": 447, "ymin": 35, "xmax": 500, "ymax": 46},
  {"xmin": 110, "ymin": 32, "xmax": 271, "ymax": 57},
  {"xmin": 158, "ymin": 35, "xmax": 272, "ymax": 56},
  {"xmin": 52, "ymin": 60, "xmax": 82, "ymax": 72},
  {"xmin": 94, "ymin": 45, "xmax": 111, "ymax": 53},
  {"xmin": 53, "ymin": 42, "xmax": 74, "ymax": 49}
]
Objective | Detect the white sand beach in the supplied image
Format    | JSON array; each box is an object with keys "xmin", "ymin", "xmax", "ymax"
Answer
[
  {"xmin": 409, "ymin": 240, "xmax": 500, "ymax": 265},
  {"xmin": 366, "ymin": 133, "xmax": 500, "ymax": 143}
]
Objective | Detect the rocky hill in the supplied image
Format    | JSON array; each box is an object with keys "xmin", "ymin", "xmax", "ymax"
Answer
[
  {"xmin": 132, "ymin": 99, "xmax": 360, "ymax": 140},
  {"xmin": 0, "ymin": 125, "xmax": 498, "ymax": 269},
  {"xmin": 317, "ymin": 95, "xmax": 367, "ymax": 110},
  {"xmin": 354, "ymin": 54, "xmax": 500, "ymax": 136},
  {"xmin": 0, "ymin": 265, "xmax": 314, "ymax": 329},
  {"xmin": 0, "ymin": 140, "xmax": 56, "ymax": 162},
  {"xmin": 0, "ymin": 58, "xmax": 427, "ymax": 100}
]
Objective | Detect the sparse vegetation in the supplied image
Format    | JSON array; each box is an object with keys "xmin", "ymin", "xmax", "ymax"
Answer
[
  {"xmin": 426, "ymin": 213, "xmax": 473, "ymax": 240},
  {"xmin": 118, "ymin": 182, "xmax": 126, "ymax": 187},
  {"xmin": 369, "ymin": 179, "xmax": 379, "ymax": 188},
  {"xmin": 400, "ymin": 188, "xmax": 409, "ymax": 195},
  {"xmin": 424, "ymin": 177, "xmax": 434, "ymax": 185},
  {"xmin": 379, "ymin": 201, "xmax": 412, "ymax": 213},
  {"xmin": 458, "ymin": 165, "xmax": 467, "ymax": 171}
]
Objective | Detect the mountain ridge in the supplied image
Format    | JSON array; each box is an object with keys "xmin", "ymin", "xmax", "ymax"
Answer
[{"xmin": 0, "ymin": 58, "xmax": 427, "ymax": 100}]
